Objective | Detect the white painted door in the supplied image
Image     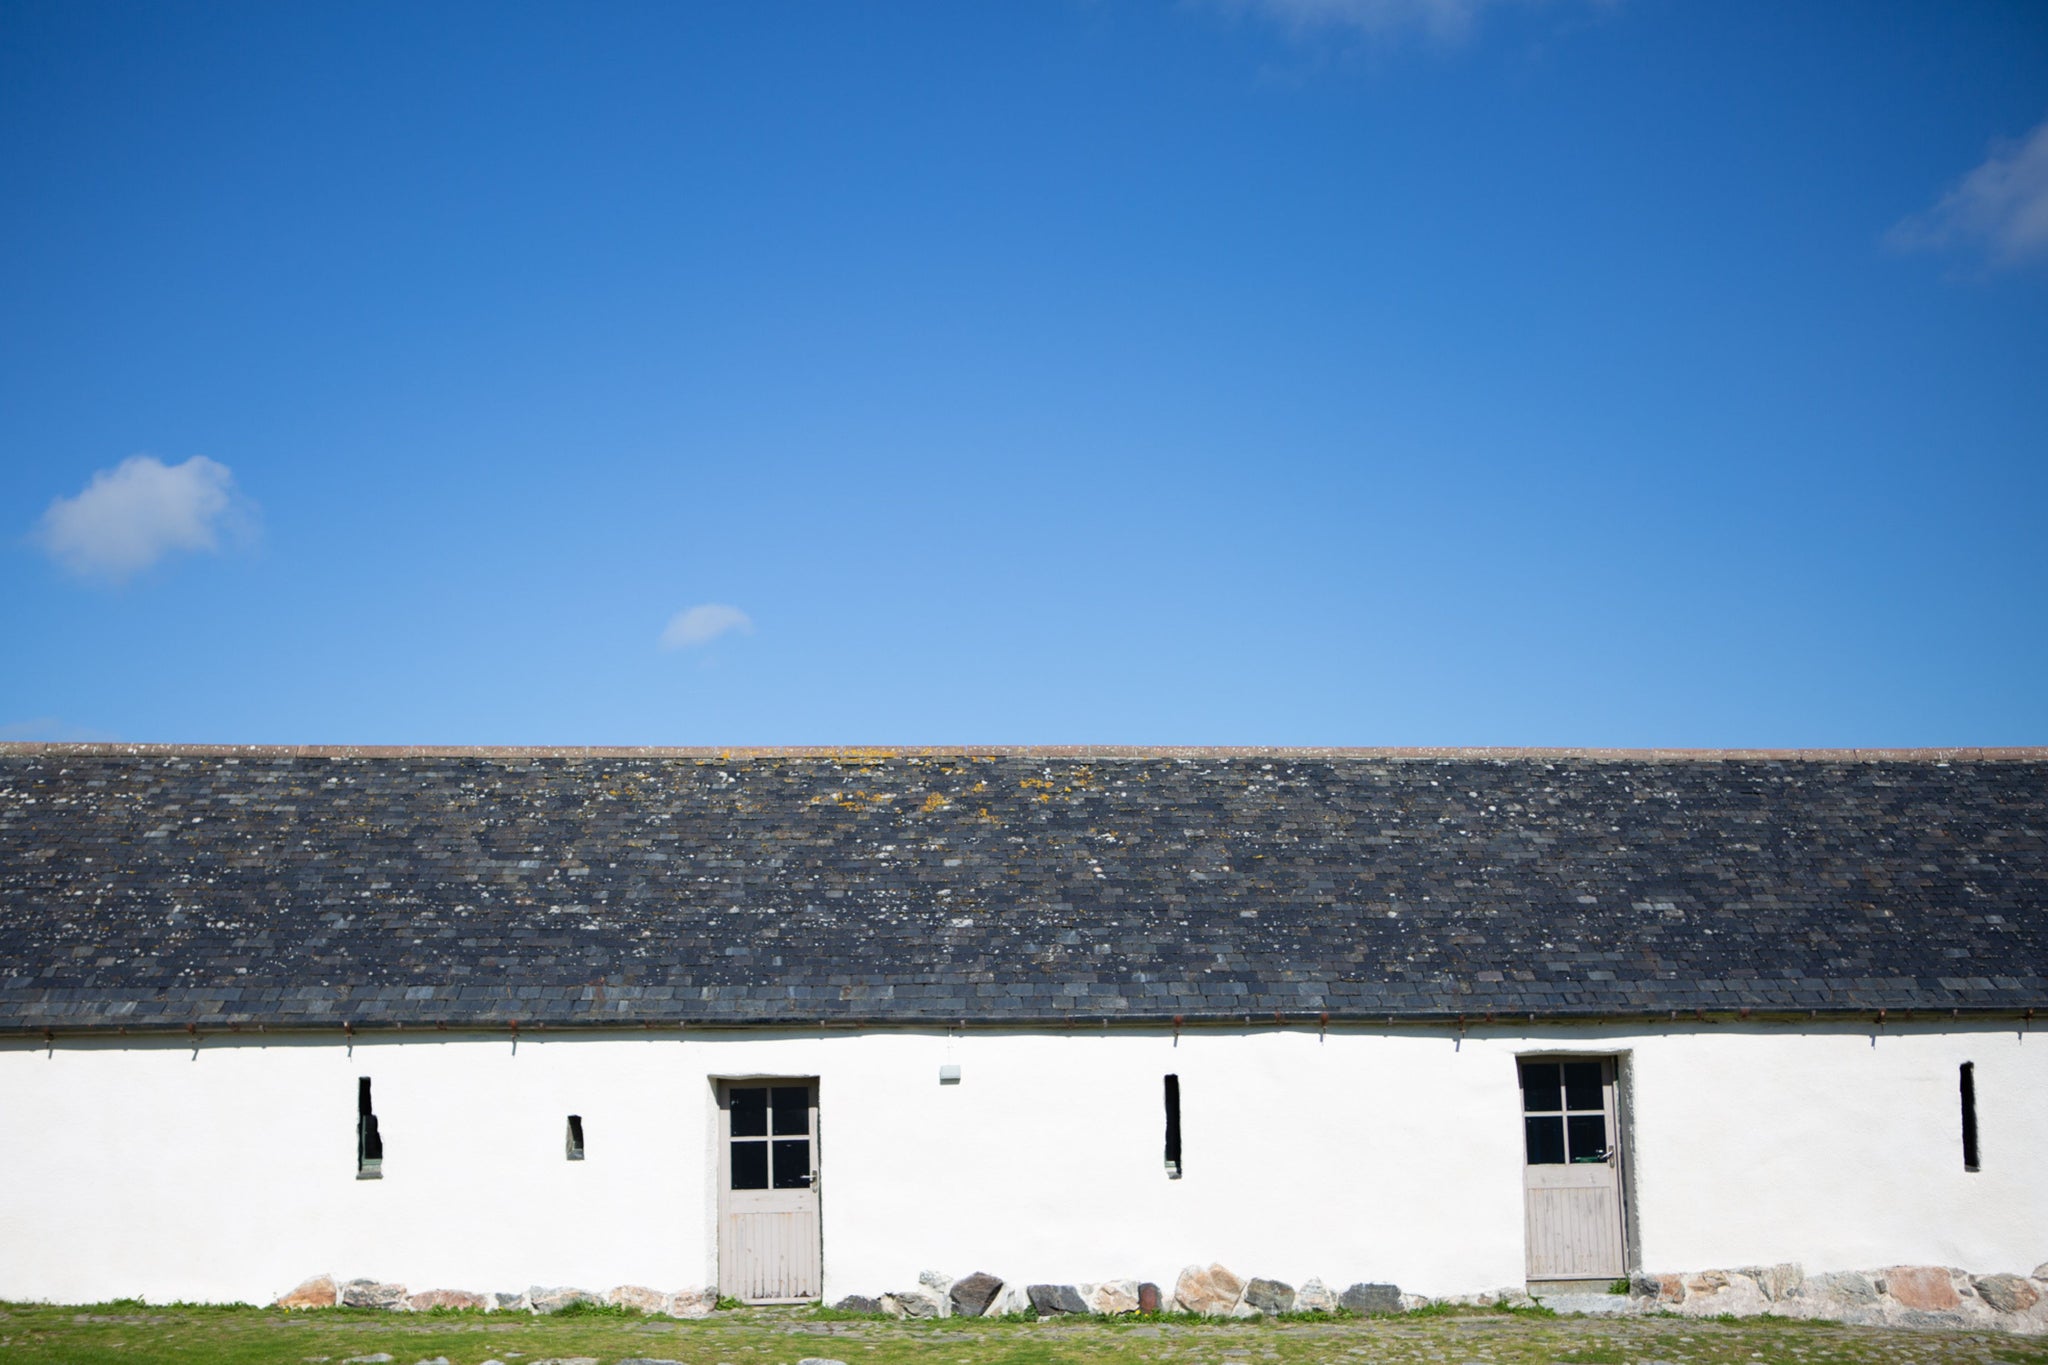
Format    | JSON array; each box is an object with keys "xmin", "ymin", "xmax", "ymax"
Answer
[
  {"xmin": 717, "ymin": 1080, "xmax": 822, "ymax": 1303},
  {"xmin": 1520, "ymin": 1057, "xmax": 1626, "ymax": 1281}
]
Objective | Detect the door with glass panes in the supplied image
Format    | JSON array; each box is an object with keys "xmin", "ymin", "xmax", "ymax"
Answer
[
  {"xmin": 716, "ymin": 1080, "xmax": 821, "ymax": 1302},
  {"xmin": 1518, "ymin": 1057, "xmax": 1627, "ymax": 1281}
]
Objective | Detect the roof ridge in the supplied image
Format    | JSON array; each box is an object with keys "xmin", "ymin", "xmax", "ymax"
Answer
[{"xmin": 2, "ymin": 743, "xmax": 2044, "ymax": 762}]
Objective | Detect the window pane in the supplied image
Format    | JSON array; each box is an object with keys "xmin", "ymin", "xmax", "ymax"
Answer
[
  {"xmin": 772, "ymin": 1138, "xmax": 812, "ymax": 1188},
  {"xmin": 771, "ymin": 1086, "xmax": 809, "ymax": 1136},
  {"xmin": 730, "ymin": 1087, "xmax": 768, "ymax": 1137},
  {"xmin": 731, "ymin": 1140, "xmax": 768, "ymax": 1189},
  {"xmin": 1520, "ymin": 1063, "xmax": 1561, "ymax": 1113},
  {"xmin": 1563, "ymin": 1061, "xmax": 1604, "ymax": 1111},
  {"xmin": 1567, "ymin": 1115, "xmax": 1609, "ymax": 1162},
  {"xmin": 1524, "ymin": 1115, "xmax": 1566, "ymax": 1164}
]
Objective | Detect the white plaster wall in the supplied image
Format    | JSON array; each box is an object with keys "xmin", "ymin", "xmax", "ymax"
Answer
[
  {"xmin": 1626, "ymin": 1024, "xmax": 2047, "ymax": 1274},
  {"xmin": 0, "ymin": 1022, "xmax": 2040, "ymax": 1306}
]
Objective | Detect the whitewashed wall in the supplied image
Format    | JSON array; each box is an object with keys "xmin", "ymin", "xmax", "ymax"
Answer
[{"xmin": 0, "ymin": 1021, "xmax": 2040, "ymax": 1306}]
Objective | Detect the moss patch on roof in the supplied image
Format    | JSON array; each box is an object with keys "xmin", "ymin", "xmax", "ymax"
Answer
[{"xmin": 2, "ymin": 748, "xmax": 2043, "ymax": 1031}]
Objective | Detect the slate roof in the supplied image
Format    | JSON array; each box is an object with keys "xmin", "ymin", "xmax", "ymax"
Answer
[{"xmin": 1, "ymin": 745, "xmax": 2044, "ymax": 1033}]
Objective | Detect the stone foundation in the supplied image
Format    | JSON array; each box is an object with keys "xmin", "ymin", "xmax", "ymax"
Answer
[
  {"xmin": 270, "ymin": 1276, "xmax": 714, "ymax": 1319},
  {"xmin": 849, "ymin": 1265, "xmax": 1435, "ymax": 1321},
  {"xmin": 273, "ymin": 1259, "xmax": 2048, "ymax": 1336},
  {"xmin": 845, "ymin": 1261, "xmax": 2048, "ymax": 1336},
  {"xmin": 1626, "ymin": 1262, "xmax": 2048, "ymax": 1335}
]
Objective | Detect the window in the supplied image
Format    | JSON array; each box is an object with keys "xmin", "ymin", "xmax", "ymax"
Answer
[
  {"xmin": 728, "ymin": 1084, "xmax": 812, "ymax": 1190},
  {"xmin": 1960, "ymin": 1063, "xmax": 1979, "ymax": 1172},
  {"xmin": 356, "ymin": 1078, "xmax": 383, "ymax": 1179},
  {"xmin": 1519, "ymin": 1059, "xmax": 1612, "ymax": 1165},
  {"xmin": 1163, "ymin": 1074, "xmax": 1182, "ymax": 1178},
  {"xmin": 566, "ymin": 1114, "xmax": 586, "ymax": 1161}
]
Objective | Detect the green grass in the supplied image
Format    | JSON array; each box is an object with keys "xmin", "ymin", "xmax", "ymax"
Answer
[
  {"xmin": 0, "ymin": 1298, "xmax": 2042, "ymax": 1365},
  {"xmin": 539, "ymin": 1301, "xmax": 647, "ymax": 1321}
]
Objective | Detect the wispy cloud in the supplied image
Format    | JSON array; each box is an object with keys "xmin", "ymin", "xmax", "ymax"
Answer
[
  {"xmin": 659, "ymin": 603, "xmax": 753, "ymax": 650},
  {"xmin": 1890, "ymin": 115, "xmax": 2048, "ymax": 270},
  {"xmin": 1243, "ymin": 0, "xmax": 1494, "ymax": 42},
  {"xmin": 32, "ymin": 455, "xmax": 253, "ymax": 583},
  {"xmin": 1232, "ymin": 0, "xmax": 1597, "ymax": 44},
  {"xmin": 0, "ymin": 717, "xmax": 120, "ymax": 742}
]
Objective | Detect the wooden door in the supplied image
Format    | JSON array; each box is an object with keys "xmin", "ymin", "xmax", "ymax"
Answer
[
  {"xmin": 717, "ymin": 1080, "xmax": 822, "ymax": 1303},
  {"xmin": 1519, "ymin": 1057, "xmax": 1626, "ymax": 1281}
]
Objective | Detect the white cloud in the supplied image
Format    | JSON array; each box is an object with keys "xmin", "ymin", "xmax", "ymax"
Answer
[
  {"xmin": 33, "ymin": 455, "xmax": 249, "ymax": 582},
  {"xmin": 659, "ymin": 603, "xmax": 753, "ymax": 650},
  {"xmin": 1890, "ymin": 115, "xmax": 2048, "ymax": 269}
]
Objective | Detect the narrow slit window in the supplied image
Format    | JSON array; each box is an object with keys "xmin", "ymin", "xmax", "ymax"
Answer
[
  {"xmin": 356, "ymin": 1078, "xmax": 383, "ymax": 1179},
  {"xmin": 1163, "ymin": 1074, "xmax": 1182, "ymax": 1178},
  {"xmin": 1960, "ymin": 1063, "xmax": 1979, "ymax": 1172},
  {"xmin": 566, "ymin": 1114, "xmax": 585, "ymax": 1161}
]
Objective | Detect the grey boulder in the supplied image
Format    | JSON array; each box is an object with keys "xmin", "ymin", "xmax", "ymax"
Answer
[
  {"xmin": 1743, "ymin": 1262, "xmax": 1804, "ymax": 1301},
  {"xmin": 949, "ymin": 1272, "xmax": 1005, "ymax": 1317},
  {"xmin": 1807, "ymin": 1271, "xmax": 1878, "ymax": 1304},
  {"xmin": 340, "ymin": 1281, "xmax": 406, "ymax": 1311},
  {"xmin": 1340, "ymin": 1283, "xmax": 1401, "ymax": 1314},
  {"xmin": 1974, "ymin": 1274, "xmax": 2041, "ymax": 1314},
  {"xmin": 1027, "ymin": 1284, "xmax": 1087, "ymax": 1316},
  {"xmin": 1242, "ymin": 1279, "xmax": 1295, "ymax": 1314},
  {"xmin": 527, "ymin": 1286, "xmax": 600, "ymax": 1313},
  {"xmin": 883, "ymin": 1289, "xmax": 943, "ymax": 1319}
]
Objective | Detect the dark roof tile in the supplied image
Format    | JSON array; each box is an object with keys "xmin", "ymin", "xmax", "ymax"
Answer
[{"xmin": 1, "ymin": 747, "xmax": 2044, "ymax": 1029}]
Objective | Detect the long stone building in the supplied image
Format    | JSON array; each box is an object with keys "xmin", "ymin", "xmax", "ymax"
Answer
[{"xmin": 1, "ymin": 744, "xmax": 2043, "ymax": 1327}]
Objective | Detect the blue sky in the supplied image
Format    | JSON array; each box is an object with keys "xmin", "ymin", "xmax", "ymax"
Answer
[{"xmin": 3, "ymin": 0, "xmax": 2045, "ymax": 747}]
